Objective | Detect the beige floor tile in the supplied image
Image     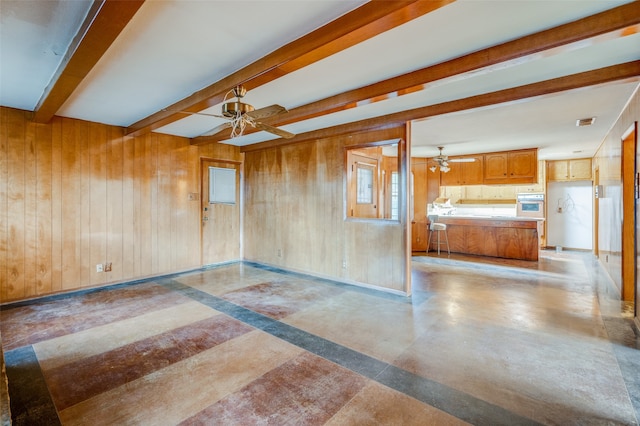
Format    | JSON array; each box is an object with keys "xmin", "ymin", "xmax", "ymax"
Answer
[
  {"xmin": 34, "ymin": 301, "xmax": 219, "ymax": 370},
  {"xmin": 284, "ymin": 291, "xmax": 429, "ymax": 363},
  {"xmin": 394, "ymin": 316, "xmax": 635, "ymax": 425},
  {"xmin": 326, "ymin": 381, "xmax": 470, "ymax": 426}
]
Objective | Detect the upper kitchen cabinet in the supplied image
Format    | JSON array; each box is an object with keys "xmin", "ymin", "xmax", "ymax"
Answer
[
  {"xmin": 547, "ymin": 158, "xmax": 592, "ymax": 181},
  {"xmin": 483, "ymin": 149, "xmax": 537, "ymax": 184},
  {"xmin": 440, "ymin": 154, "xmax": 483, "ymax": 186}
]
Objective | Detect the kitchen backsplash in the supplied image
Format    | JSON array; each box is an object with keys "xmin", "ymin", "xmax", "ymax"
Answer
[{"xmin": 439, "ymin": 184, "xmax": 543, "ymax": 204}]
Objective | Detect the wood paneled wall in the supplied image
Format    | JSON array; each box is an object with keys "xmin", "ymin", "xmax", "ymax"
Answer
[
  {"xmin": 593, "ymin": 87, "xmax": 639, "ymax": 297},
  {"xmin": 0, "ymin": 107, "xmax": 241, "ymax": 303},
  {"xmin": 243, "ymin": 128, "xmax": 408, "ymax": 294}
]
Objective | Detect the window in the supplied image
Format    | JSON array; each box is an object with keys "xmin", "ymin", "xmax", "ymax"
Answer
[
  {"xmin": 209, "ymin": 166, "xmax": 236, "ymax": 204},
  {"xmin": 346, "ymin": 143, "xmax": 399, "ymax": 220},
  {"xmin": 356, "ymin": 165, "xmax": 374, "ymax": 204},
  {"xmin": 390, "ymin": 172, "xmax": 399, "ymax": 220}
]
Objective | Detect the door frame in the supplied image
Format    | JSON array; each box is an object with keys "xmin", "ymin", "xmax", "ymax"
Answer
[
  {"xmin": 200, "ymin": 157, "xmax": 243, "ymax": 266},
  {"xmin": 594, "ymin": 166, "xmax": 599, "ymax": 259},
  {"xmin": 622, "ymin": 125, "xmax": 636, "ymax": 303}
]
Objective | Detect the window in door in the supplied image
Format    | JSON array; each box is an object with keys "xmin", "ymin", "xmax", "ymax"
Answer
[{"xmin": 209, "ymin": 166, "xmax": 236, "ymax": 204}]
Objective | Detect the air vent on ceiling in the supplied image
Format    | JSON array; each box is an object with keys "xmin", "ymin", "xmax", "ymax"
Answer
[{"xmin": 576, "ymin": 117, "xmax": 596, "ymax": 127}]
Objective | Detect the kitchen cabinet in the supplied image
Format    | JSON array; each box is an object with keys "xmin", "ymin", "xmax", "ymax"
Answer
[
  {"xmin": 440, "ymin": 155, "xmax": 483, "ymax": 186},
  {"xmin": 428, "ymin": 216, "xmax": 540, "ymax": 260},
  {"xmin": 483, "ymin": 149, "xmax": 537, "ymax": 184},
  {"xmin": 547, "ymin": 158, "xmax": 592, "ymax": 181}
]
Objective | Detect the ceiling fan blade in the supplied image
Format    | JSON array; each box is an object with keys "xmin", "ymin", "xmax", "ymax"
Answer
[
  {"xmin": 246, "ymin": 104, "xmax": 287, "ymax": 120},
  {"xmin": 253, "ymin": 121, "xmax": 295, "ymax": 139},
  {"xmin": 163, "ymin": 109, "xmax": 226, "ymax": 119},
  {"xmin": 449, "ymin": 158, "xmax": 476, "ymax": 163},
  {"xmin": 199, "ymin": 121, "xmax": 232, "ymax": 137}
]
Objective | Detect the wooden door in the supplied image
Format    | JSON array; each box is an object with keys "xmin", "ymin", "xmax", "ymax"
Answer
[
  {"xmin": 627, "ymin": 123, "xmax": 639, "ymax": 320},
  {"xmin": 348, "ymin": 153, "xmax": 379, "ymax": 218},
  {"xmin": 201, "ymin": 159, "xmax": 241, "ymax": 266},
  {"xmin": 622, "ymin": 131, "xmax": 635, "ymax": 302},
  {"xmin": 411, "ymin": 160, "xmax": 428, "ymax": 251}
]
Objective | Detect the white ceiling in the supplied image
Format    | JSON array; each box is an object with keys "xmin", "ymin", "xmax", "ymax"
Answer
[{"xmin": 1, "ymin": 0, "xmax": 639, "ymax": 160}]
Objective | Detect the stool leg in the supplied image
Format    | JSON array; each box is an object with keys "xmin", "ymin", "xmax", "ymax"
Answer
[
  {"xmin": 444, "ymin": 229, "xmax": 450, "ymax": 255},
  {"xmin": 437, "ymin": 230, "xmax": 441, "ymax": 256}
]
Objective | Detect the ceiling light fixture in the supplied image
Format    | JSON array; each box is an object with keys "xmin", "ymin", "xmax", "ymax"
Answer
[{"xmin": 429, "ymin": 163, "xmax": 451, "ymax": 173}]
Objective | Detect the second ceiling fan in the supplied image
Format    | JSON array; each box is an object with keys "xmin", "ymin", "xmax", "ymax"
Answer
[{"xmin": 430, "ymin": 146, "xmax": 475, "ymax": 173}]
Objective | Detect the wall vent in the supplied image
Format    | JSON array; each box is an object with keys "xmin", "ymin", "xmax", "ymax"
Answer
[{"xmin": 576, "ymin": 117, "xmax": 596, "ymax": 127}]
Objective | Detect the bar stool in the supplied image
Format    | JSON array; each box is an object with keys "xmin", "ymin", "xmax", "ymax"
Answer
[{"xmin": 427, "ymin": 214, "xmax": 450, "ymax": 256}]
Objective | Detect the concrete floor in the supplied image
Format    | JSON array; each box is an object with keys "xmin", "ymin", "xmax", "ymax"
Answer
[{"xmin": 1, "ymin": 250, "xmax": 639, "ymax": 425}]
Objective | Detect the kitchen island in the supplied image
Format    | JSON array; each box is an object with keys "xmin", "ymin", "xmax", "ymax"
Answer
[{"xmin": 427, "ymin": 215, "xmax": 542, "ymax": 261}]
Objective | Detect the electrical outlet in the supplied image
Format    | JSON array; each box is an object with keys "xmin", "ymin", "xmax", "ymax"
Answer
[
  {"xmin": 557, "ymin": 207, "xmax": 562, "ymax": 213},
  {"xmin": 277, "ymin": 249, "xmax": 282, "ymax": 257},
  {"xmin": 96, "ymin": 264, "xmax": 103, "ymax": 273},
  {"xmin": 342, "ymin": 261, "xmax": 347, "ymax": 269},
  {"xmin": 104, "ymin": 262, "xmax": 112, "ymax": 272}
]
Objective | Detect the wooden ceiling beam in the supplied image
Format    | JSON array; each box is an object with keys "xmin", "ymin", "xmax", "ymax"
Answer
[
  {"xmin": 195, "ymin": 1, "xmax": 640, "ymax": 144},
  {"xmin": 33, "ymin": 0, "xmax": 145, "ymax": 123},
  {"xmin": 241, "ymin": 61, "xmax": 640, "ymax": 152},
  {"xmin": 126, "ymin": 0, "xmax": 454, "ymax": 137}
]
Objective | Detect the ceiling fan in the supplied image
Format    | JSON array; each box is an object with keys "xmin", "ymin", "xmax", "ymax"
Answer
[
  {"xmin": 197, "ymin": 85, "xmax": 295, "ymax": 139},
  {"xmin": 430, "ymin": 146, "xmax": 475, "ymax": 173}
]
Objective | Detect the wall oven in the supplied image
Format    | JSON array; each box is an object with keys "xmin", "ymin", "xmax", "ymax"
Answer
[{"xmin": 516, "ymin": 193, "xmax": 545, "ymax": 218}]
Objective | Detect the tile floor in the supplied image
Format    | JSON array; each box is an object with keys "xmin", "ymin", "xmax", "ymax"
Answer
[{"xmin": 1, "ymin": 250, "xmax": 639, "ymax": 425}]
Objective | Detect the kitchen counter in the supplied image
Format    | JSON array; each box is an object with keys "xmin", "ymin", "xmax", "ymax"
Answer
[
  {"xmin": 437, "ymin": 214, "xmax": 543, "ymax": 222},
  {"xmin": 427, "ymin": 215, "xmax": 540, "ymax": 260}
]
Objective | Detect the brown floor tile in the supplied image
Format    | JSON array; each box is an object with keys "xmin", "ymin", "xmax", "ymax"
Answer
[
  {"xmin": 1, "ymin": 282, "xmax": 191, "ymax": 350},
  {"xmin": 220, "ymin": 278, "xmax": 344, "ymax": 320},
  {"xmin": 179, "ymin": 351, "xmax": 367, "ymax": 425}
]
